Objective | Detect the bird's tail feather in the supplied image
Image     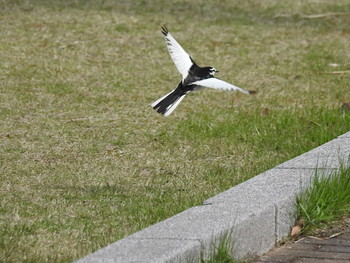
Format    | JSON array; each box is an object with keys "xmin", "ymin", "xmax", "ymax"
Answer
[
  {"xmin": 152, "ymin": 88, "xmax": 187, "ymax": 116},
  {"xmin": 163, "ymin": 95, "xmax": 186, "ymax": 116},
  {"xmin": 151, "ymin": 90, "xmax": 174, "ymax": 109}
]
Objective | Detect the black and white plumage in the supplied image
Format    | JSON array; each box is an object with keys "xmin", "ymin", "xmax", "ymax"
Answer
[{"xmin": 151, "ymin": 26, "xmax": 250, "ymax": 116}]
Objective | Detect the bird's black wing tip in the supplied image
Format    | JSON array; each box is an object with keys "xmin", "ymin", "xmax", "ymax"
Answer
[
  {"xmin": 161, "ymin": 25, "xmax": 169, "ymax": 36},
  {"xmin": 247, "ymin": 89, "xmax": 258, "ymax": 94}
]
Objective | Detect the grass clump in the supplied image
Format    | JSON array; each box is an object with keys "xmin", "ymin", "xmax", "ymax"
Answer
[
  {"xmin": 201, "ymin": 231, "xmax": 241, "ymax": 263},
  {"xmin": 202, "ymin": 244, "xmax": 237, "ymax": 263},
  {"xmin": 297, "ymin": 165, "xmax": 350, "ymax": 234}
]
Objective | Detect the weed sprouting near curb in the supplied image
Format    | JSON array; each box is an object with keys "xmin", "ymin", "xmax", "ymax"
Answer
[
  {"xmin": 201, "ymin": 230, "xmax": 241, "ymax": 263},
  {"xmin": 296, "ymin": 163, "xmax": 350, "ymax": 234}
]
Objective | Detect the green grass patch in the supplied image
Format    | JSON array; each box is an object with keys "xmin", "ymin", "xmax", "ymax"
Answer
[
  {"xmin": 199, "ymin": 230, "xmax": 236, "ymax": 263},
  {"xmin": 297, "ymin": 165, "xmax": 350, "ymax": 234},
  {"xmin": 202, "ymin": 237, "xmax": 236, "ymax": 263},
  {"xmin": 200, "ymin": 230, "xmax": 246, "ymax": 263},
  {"xmin": 0, "ymin": 0, "xmax": 350, "ymax": 262}
]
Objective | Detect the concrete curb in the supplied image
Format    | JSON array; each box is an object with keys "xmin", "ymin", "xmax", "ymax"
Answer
[{"xmin": 75, "ymin": 131, "xmax": 350, "ymax": 263}]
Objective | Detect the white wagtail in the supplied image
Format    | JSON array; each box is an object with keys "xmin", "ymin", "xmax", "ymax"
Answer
[{"xmin": 151, "ymin": 25, "xmax": 250, "ymax": 116}]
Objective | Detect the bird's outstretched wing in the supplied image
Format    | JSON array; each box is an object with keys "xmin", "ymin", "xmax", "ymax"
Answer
[
  {"xmin": 192, "ymin": 78, "xmax": 250, "ymax": 94},
  {"xmin": 162, "ymin": 26, "xmax": 193, "ymax": 80}
]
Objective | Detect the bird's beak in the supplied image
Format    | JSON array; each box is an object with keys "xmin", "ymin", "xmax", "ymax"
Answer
[{"xmin": 216, "ymin": 70, "xmax": 219, "ymax": 73}]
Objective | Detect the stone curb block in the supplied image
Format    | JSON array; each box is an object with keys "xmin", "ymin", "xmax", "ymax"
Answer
[{"xmin": 76, "ymin": 131, "xmax": 350, "ymax": 263}]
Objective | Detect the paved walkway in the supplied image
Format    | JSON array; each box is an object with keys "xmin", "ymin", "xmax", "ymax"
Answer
[{"xmin": 254, "ymin": 223, "xmax": 350, "ymax": 263}]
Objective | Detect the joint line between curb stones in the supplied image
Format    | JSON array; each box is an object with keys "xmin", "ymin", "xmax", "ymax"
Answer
[{"xmin": 274, "ymin": 205, "xmax": 278, "ymax": 245}]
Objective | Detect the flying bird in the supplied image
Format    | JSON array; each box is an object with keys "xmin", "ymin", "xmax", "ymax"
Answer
[{"xmin": 151, "ymin": 25, "xmax": 250, "ymax": 116}]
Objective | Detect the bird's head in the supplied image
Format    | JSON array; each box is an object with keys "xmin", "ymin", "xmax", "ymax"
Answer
[{"xmin": 209, "ymin": 67, "xmax": 219, "ymax": 76}]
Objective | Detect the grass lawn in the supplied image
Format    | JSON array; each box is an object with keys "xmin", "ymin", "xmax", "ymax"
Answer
[{"xmin": 0, "ymin": 0, "xmax": 350, "ymax": 262}]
